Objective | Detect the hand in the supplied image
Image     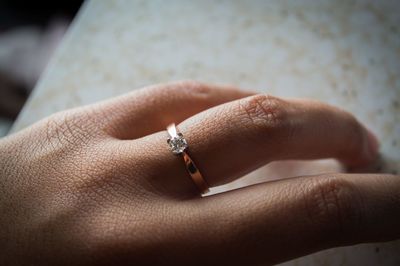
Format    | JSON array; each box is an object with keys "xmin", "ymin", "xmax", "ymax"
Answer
[{"xmin": 1, "ymin": 81, "xmax": 398, "ymax": 265}]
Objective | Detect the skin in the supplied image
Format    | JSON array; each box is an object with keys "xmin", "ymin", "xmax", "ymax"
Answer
[{"xmin": 0, "ymin": 81, "xmax": 399, "ymax": 265}]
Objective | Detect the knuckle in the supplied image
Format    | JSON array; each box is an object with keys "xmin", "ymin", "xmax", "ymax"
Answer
[
  {"xmin": 148, "ymin": 81, "xmax": 211, "ymax": 103},
  {"xmin": 238, "ymin": 94, "xmax": 287, "ymax": 129},
  {"xmin": 173, "ymin": 80, "xmax": 211, "ymax": 96},
  {"xmin": 44, "ymin": 114, "xmax": 69, "ymax": 147},
  {"xmin": 304, "ymin": 175, "xmax": 364, "ymax": 237},
  {"xmin": 82, "ymin": 106, "xmax": 115, "ymax": 136},
  {"xmin": 43, "ymin": 110, "xmax": 95, "ymax": 148}
]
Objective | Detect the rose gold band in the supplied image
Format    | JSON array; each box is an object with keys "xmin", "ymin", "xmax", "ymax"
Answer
[
  {"xmin": 167, "ymin": 123, "xmax": 209, "ymax": 195},
  {"xmin": 181, "ymin": 151, "xmax": 209, "ymax": 194}
]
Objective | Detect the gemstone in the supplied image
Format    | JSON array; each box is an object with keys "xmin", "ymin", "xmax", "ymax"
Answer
[{"xmin": 168, "ymin": 133, "xmax": 188, "ymax": 154}]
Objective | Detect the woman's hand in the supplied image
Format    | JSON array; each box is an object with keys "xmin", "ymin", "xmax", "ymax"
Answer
[{"xmin": 1, "ymin": 81, "xmax": 399, "ymax": 265}]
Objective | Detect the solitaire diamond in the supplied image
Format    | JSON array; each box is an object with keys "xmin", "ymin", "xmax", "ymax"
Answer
[{"xmin": 168, "ymin": 133, "xmax": 188, "ymax": 154}]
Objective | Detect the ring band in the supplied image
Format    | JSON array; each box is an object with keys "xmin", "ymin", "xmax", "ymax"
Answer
[{"xmin": 167, "ymin": 123, "xmax": 209, "ymax": 194}]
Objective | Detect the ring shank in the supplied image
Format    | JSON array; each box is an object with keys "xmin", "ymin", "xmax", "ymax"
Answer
[{"xmin": 182, "ymin": 151, "xmax": 209, "ymax": 194}]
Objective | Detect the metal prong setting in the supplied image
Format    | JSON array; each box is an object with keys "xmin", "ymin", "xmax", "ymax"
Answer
[{"xmin": 166, "ymin": 123, "xmax": 209, "ymax": 194}]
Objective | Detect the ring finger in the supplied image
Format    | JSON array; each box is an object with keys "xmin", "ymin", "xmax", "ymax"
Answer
[{"xmin": 131, "ymin": 94, "xmax": 379, "ymax": 195}]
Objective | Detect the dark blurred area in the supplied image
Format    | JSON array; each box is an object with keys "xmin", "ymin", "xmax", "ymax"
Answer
[{"xmin": 0, "ymin": 0, "xmax": 82, "ymax": 135}]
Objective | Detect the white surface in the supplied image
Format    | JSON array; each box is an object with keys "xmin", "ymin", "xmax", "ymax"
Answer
[{"xmin": 10, "ymin": 0, "xmax": 400, "ymax": 265}]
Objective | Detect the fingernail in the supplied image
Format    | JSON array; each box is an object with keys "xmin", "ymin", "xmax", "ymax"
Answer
[{"xmin": 366, "ymin": 129, "xmax": 379, "ymax": 160}]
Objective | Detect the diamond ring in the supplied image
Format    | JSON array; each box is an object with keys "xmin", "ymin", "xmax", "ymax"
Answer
[{"xmin": 167, "ymin": 123, "xmax": 209, "ymax": 195}]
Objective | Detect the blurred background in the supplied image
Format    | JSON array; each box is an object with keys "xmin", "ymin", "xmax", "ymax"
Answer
[{"xmin": 0, "ymin": 0, "xmax": 82, "ymax": 136}]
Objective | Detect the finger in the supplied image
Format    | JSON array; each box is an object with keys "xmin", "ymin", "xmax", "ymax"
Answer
[
  {"xmin": 176, "ymin": 173, "xmax": 400, "ymax": 265},
  {"xmin": 141, "ymin": 94, "xmax": 379, "ymax": 190},
  {"xmin": 92, "ymin": 81, "xmax": 256, "ymax": 139}
]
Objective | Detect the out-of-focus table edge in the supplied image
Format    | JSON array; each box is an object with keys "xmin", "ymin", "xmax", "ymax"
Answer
[{"xmin": 9, "ymin": 0, "xmax": 91, "ymax": 134}]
